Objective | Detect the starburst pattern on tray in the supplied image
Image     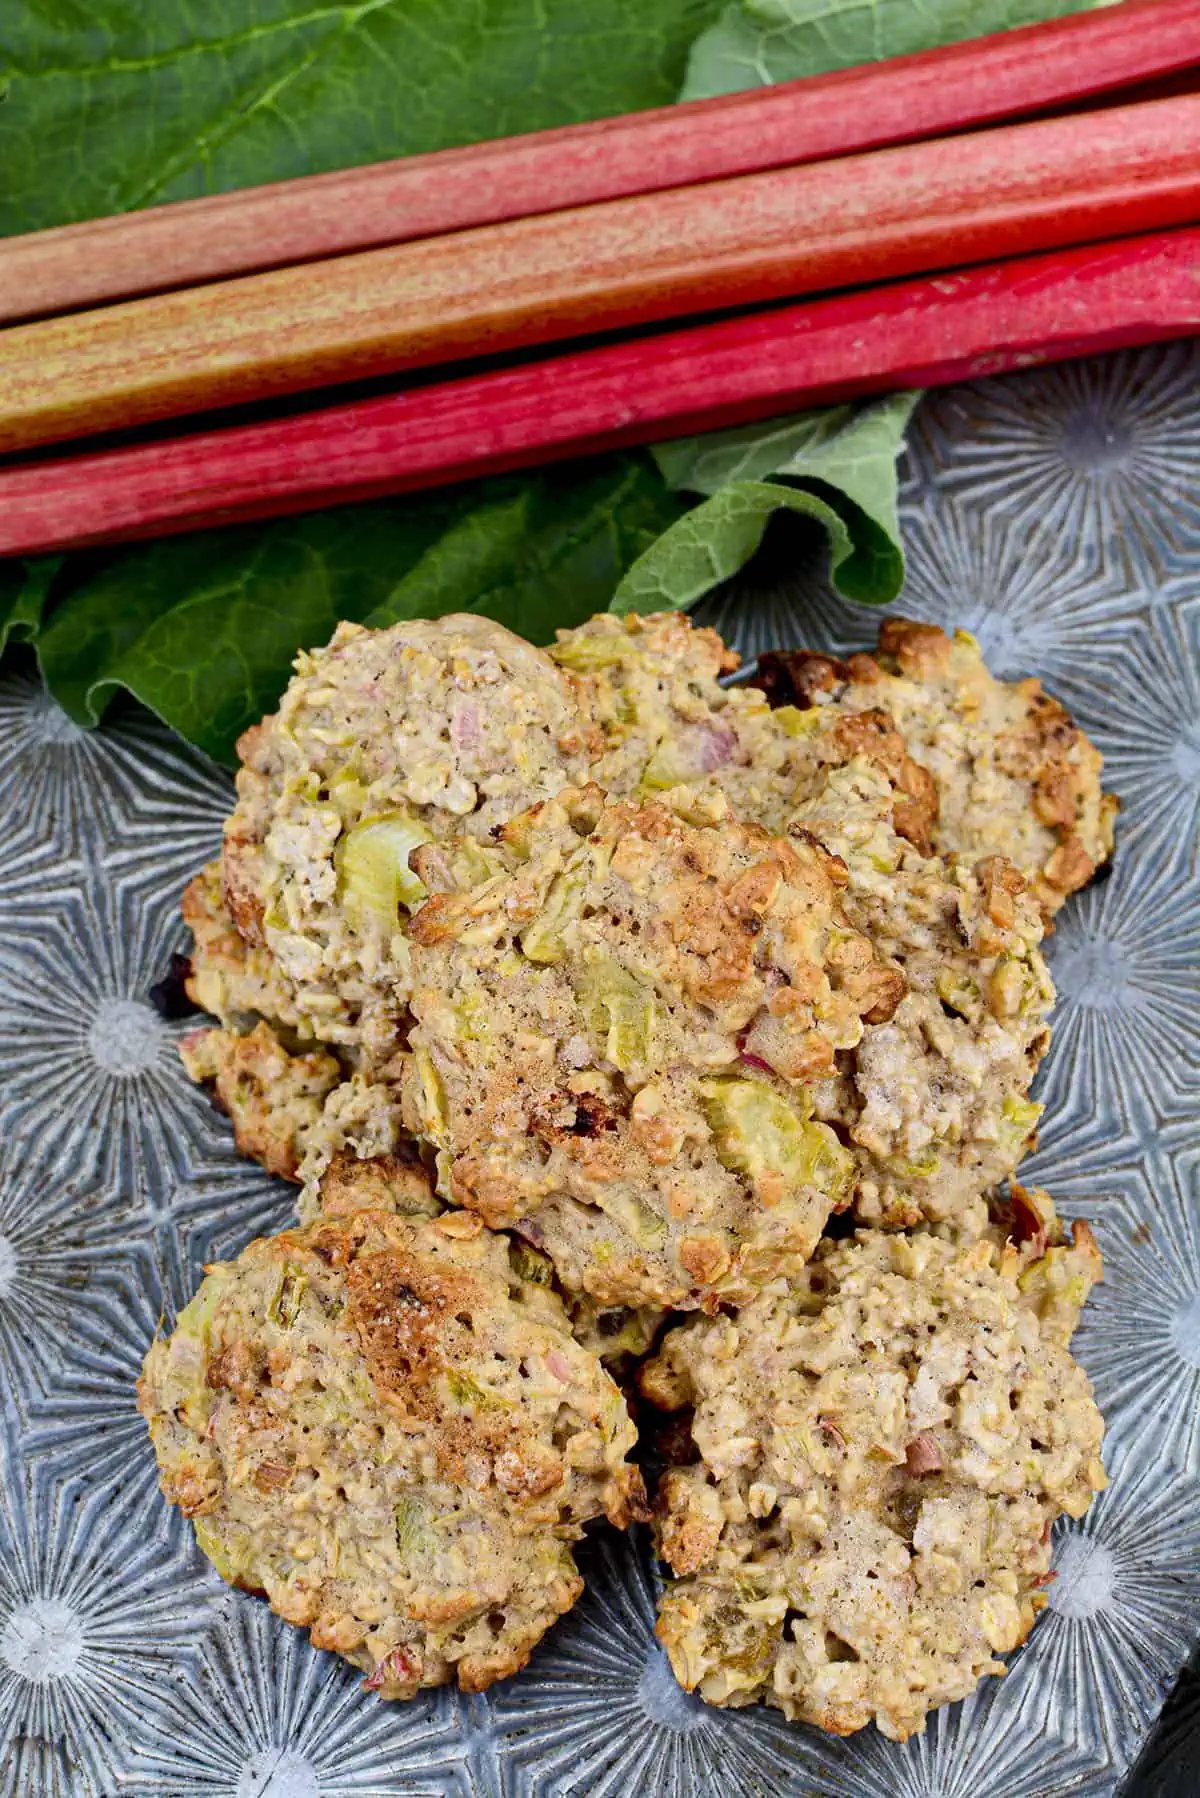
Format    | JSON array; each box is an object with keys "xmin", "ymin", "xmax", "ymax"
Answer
[
  {"xmin": 920, "ymin": 342, "xmax": 1200, "ymax": 576},
  {"xmin": 1031, "ymin": 848, "xmax": 1199, "ymax": 1153},
  {"xmin": 876, "ymin": 499, "xmax": 1133, "ymax": 687},
  {"xmin": 13, "ymin": 1161, "xmax": 297, "ymax": 1509},
  {"xmin": 0, "ymin": 876, "xmax": 232, "ymax": 1195},
  {"xmin": 811, "ymin": 1673, "xmax": 1102, "ymax": 1798},
  {"xmin": 0, "ymin": 1463, "xmax": 218, "ymax": 1798},
  {"xmin": 0, "ymin": 668, "xmax": 230, "ymax": 859},
  {"xmin": 18, "ymin": 1241, "xmax": 169, "ymax": 1513},
  {"xmin": 96, "ymin": 729, "xmax": 231, "ymax": 916},
  {"xmin": 1079, "ymin": 591, "xmax": 1200, "ymax": 866},
  {"xmin": 490, "ymin": 1528, "xmax": 816, "ymax": 1798},
  {"xmin": 119, "ymin": 1593, "xmax": 472, "ymax": 1797},
  {"xmin": 0, "ymin": 348, "xmax": 1197, "ymax": 1796},
  {"xmin": 0, "ymin": 1135, "xmax": 150, "ymax": 1423},
  {"xmin": 1067, "ymin": 1133, "xmax": 1200, "ymax": 1480},
  {"xmin": 1035, "ymin": 1447, "xmax": 1200, "ymax": 1766},
  {"xmin": 0, "ymin": 672, "xmax": 125, "ymax": 850},
  {"xmin": 711, "ymin": 484, "xmax": 1134, "ymax": 706}
]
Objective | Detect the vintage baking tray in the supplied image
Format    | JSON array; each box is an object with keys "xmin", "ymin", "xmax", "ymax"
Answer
[{"xmin": 0, "ymin": 341, "xmax": 1196, "ymax": 1797}]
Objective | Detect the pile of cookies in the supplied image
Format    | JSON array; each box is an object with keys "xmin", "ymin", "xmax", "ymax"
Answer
[{"xmin": 140, "ymin": 609, "xmax": 1114, "ymax": 1740}]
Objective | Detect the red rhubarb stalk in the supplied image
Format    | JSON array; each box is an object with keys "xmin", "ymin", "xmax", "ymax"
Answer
[
  {"xmin": 1, "ymin": 0, "xmax": 1195, "ymax": 326},
  {"xmin": 2, "ymin": 93, "xmax": 1200, "ymax": 456},
  {"xmin": 1, "ymin": 226, "xmax": 1197, "ymax": 557}
]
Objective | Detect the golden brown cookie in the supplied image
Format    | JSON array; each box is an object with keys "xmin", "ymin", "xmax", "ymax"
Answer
[
  {"xmin": 642, "ymin": 1227, "xmax": 1106, "ymax": 1741},
  {"xmin": 219, "ymin": 614, "xmax": 596, "ymax": 1060},
  {"xmin": 788, "ymin": 755, "xmax": 1055, "ymax": 1229},
  {"xmin": 139, "ymin": 1206, "xmax": 644, "ymax": 1698}
]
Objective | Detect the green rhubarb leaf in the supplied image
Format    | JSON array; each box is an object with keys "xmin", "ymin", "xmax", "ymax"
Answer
[
  {"xmin": 616, "ymin": 481, "xmax": 861, "ymax": 612},
  {"xmin": 614, "ymin": 392, "xmax": 919, "ymax": 610},
  {"xmin": 652, "ymin": 392, "xmax": 920, "ymax": 512},
  {"xmin": 682, "ymin": 0, "xmax": 1110, "ymax": 101},
  {"xmin": 0, "ymin": 556, "xmax": 60, "ymax": 657},
  {"xmin": 0, "ymin": 0, "xmax": 725, "ymax": 235}
]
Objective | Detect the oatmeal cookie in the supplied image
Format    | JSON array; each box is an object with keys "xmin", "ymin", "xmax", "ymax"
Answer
[
  {"xmin": 752, "ymin": 619, "xmax": 1117, "ymax": 917},
  {"xmin": 219, "ymin": 615, "xmax": 597, "ymax": 1061},
  {"xmin": 404, "ymin": 784, "xmax": 903, "ymax": 1309},
  {"xmin": 139, "ymin": 1205, "xmax": 644, "ymax": 1698},
  {"xmin": 642, "ymin": 1227, "xmax": 1106, "ymax": 1741}
]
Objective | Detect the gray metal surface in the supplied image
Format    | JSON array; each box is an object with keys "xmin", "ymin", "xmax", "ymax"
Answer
[{"xmin": 1, "ymin": 343, "xmax": 1197, "ymax": 1796}]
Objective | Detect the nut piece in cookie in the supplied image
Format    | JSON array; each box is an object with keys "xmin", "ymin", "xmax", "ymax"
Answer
[
  {"xmin": 788, "ymin": 753, "xmax": 1054, "ymax": 1230},
  {"xmin": 751, "ymin": 620, "xmax": 1117, "ymax": 918},
  {"xmin": 138, "ymin": 1208, "xmax": 644, "ymax": 1698},
  {"xmin": 218, "ymin": 615, "xmax": 598, "ymax": 1062},
  {"xmin": 642, "ymin": 1228, "xmax": 1106, "ymax": 1741},
  {"xmin": 404, "ymin": 784, "xmax": 902, "ymax": 1310}
]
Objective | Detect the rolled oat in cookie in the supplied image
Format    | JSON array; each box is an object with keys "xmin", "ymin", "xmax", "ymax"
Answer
[
  {"xmin": 404, "ymin": 784, "xmax": 902, "ymax": 1310},
  {"xmin": 138, "ymin": 1204, "xmax": 644, "ymax": 1699},
  {"xmin": 218, "ymin": 614, "xmax": 598, "ymax": 1062},
  {"xmin": 641, "ymin": 1227, "xmax": 1106, "ymax": 1741},
  {"xmin": 788, "ymin": 754, "xmax": 1054, "ymax": 1230},
  {"xmin": 293, "ymin": 1063, "xmax": 415, "ymax": 1211},
  {"xmin": 751, "ymin": 619, "xmax": 1117, "ymax": 919}
]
